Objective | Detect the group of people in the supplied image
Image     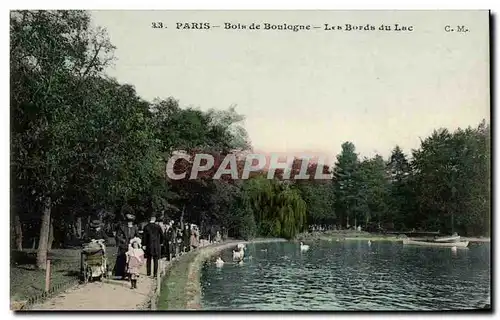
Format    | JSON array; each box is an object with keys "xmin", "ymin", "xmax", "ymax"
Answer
[
  {"xmin": 112, "ymin": 212, "xmax": 203, "ymax": 288},
  {"xmin": 81, "ymin": 210, "xmax": 225, "ymax": 289}
]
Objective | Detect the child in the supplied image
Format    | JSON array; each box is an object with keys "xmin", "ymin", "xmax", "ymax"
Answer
[{"xmin": 126, "ymin": 237, "xmax": 145, "ymax": 289}]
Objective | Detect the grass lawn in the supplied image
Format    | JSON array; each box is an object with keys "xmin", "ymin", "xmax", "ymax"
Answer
[
  {"xmin": 157, "ymin": 251, "xmax": 198, "ymax": 310},
  {"xmin": 10, "ymin": 246, "xmax": 118, "ymax": 303}
]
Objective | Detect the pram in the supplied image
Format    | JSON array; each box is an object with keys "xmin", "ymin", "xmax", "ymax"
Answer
[{"xmin": 81, "ymin": 239, "xmax": 108, "ymax": 283}]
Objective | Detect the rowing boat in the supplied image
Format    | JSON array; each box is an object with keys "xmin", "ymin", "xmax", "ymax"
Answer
[
  {"xmin": 403, "ymin": 239, "xmax": 469, "ymax": 248},
  {"xmin": 434, "ymin": 235, "xmax": 461, "ymax": 243}
]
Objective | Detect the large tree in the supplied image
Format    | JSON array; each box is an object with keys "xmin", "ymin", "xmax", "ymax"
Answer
[
  {"xmin": 332, "ymin": 142, "xmax": 360, "ymax": 228},
  {"xmin": 11, "ymin": 10, "xmax": 114, "ymax": 268}
]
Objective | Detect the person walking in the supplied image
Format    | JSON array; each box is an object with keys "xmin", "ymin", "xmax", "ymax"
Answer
[
  {"xmin": 114, "ymin": 213, "xmax": 139, "ymax": 279},
  {"xmin": 164, "ymin": 220, "xmax": 172, "ymax": 260},
  {"xmin": 182, "ymin": 223, "xmax": 191, "ymax": 252},
  {"xmin": 126, "ymin": 237, "xmax": 145, "ymax": 289},
  {"xmin": 190, "ymin": 225, "xmax": 199, "ymax": 250},
  {"xmin": 156, "ymin": 212, "xmax": 168, "ymax": 259},
  {"xmin": 80, "ymin": 219, "xmax": 108, "ymax": 278},
  {"xmin": 143, "ymin": 213, "xmax": 164, "ymax": 278},
  {"xmin": 175, "ymin": 222, "xmax": 183, "ymax": 256},
  {"xmin": 168, "ymin": 220, "xmax": 177, "ymax": 258}
]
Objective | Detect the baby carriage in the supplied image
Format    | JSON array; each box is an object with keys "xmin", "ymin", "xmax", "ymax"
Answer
[{"xmin": 81, "ymin": 239, "xmax": 108, "ymax": 283}]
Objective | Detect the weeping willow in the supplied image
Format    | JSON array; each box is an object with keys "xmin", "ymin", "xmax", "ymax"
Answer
[{"xmin": 242, "ymin": 177, "xmax": 307, "ymax": 239}]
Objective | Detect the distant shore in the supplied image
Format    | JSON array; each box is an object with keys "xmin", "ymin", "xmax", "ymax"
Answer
[{"xmin": 296, "ymin": 231, "xmax": 491, "ymax": 243}]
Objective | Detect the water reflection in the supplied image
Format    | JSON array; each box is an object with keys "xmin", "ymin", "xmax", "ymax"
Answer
[{"xmin": 201, "ymin": 241, "xmax": 490, "ymax": 311}]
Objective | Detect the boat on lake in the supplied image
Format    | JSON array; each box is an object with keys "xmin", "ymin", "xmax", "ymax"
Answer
[
  {"xmin": 403, "ymin": 238, "xmax": 469, "ymax": 248},
  {"xmin": 433, "ymin": 234, "xmax": 461, "ymax": 243}
]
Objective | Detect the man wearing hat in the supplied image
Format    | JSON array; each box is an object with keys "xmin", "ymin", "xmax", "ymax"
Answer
[
  {"xmin": 166, "ymin": 220, "xmax": 176, "ymax": 259},
  {"xmin": 114, "ymin": 212, "xmax": 139, "ymax": 279},
  {"xmin": 142, "ymin": 213, "xmax": 164, "ymax": 278}
]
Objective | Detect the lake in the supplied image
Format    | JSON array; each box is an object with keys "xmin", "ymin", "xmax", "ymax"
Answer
[{"xmin": 200, "ymin": 240, "xmax": 491, "ymax": 311}]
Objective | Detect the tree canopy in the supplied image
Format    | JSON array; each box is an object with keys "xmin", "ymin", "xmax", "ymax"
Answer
[{"xmin": 10, "ymin": 10, "xmax": 491, "ymax": 269}]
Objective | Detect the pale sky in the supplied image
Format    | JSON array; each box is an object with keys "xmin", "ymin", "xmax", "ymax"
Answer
[{"xmin": 90, "ymin": 10, "xmax": 489, "ymax": 161}]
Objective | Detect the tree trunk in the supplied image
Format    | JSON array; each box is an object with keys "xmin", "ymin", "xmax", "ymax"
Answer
[
  {"xmin": 14, "ymin": 214, "xmax": 23, "ymax": 251},
  {"xmin": 47, "ymin": 218, "xmax": 54, "ymax": 251},
  {"xmin": 36, "ymin": 197, "xmax": 51, "ymax": 270},
  {"xmin": 76, "ymin": 217, "xmax": 82, "ymax": 239}
]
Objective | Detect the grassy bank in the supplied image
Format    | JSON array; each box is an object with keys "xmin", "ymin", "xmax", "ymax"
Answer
[
  {"xmin": 157, "ymin": 250, "xmax": 199, "ymax": 310},
  {"xmin": 10, "ymin": 247, "xmax": 118, "ymax": 306},
  {"xmin": 296, "ymin": 230, "xmax": 401, "ymax": 242},
  {"xmin": 296, "ymin": 231, "xmax": 491, "ymax": 243}
]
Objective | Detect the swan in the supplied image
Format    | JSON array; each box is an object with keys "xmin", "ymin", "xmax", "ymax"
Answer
[
  {"xmin": 260, "ymin": 248, "xmax": 268, "ymax": 252},
  {"xmin": 368, "ymin": 240, "xmax": 372, "ymax": 246},
  {"xmin": 300, "ymin": 242, "xmax": 310, "ymax": 251},
  {"xmin": 233, "ymin": 250, "xmax": 242, "ymax": 261},
  {"xmin": 215, "ymin": 257, "xmax": 224, "ymax": 268}
]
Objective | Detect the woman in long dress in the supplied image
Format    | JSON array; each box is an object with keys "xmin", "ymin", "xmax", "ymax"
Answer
[
  {"xmin": 190, "ymin": 225, "xmax": 199, "ymax": 250},
  {"xmin": 114, "ymin": 213, "xmax": 138, "ymax": 279}
]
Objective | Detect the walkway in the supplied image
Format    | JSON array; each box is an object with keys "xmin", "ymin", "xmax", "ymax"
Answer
[
  {"xmin": 30, "ymin": 240, "xmax": 212, "ymax": 310},
  {"xmin": 31, "ymin": 260, "xmax": 160, "ymax": 310}
]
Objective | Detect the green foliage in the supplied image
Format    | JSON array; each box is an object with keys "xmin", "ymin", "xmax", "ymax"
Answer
[
  {"xmin": 332, "ymin": 142, "xmax": 360, "ymax": 227},
  {"xmin": 411, "ymin": 122, "xmax": 490, "ymax": 235},
  {"xmin": 328, "ymin": 123, "xmax": 490, "ymax": 236},
  {"xmin": 10, "ymin": 9, "xmax": 491, "ymax": 260},
  {"xmin": 297, "ymin": 181, "xmax": 335, "ymax": 225},
  {"xmin": 239, "ymin": 177, "xmax": 306, "ymax": 239}
]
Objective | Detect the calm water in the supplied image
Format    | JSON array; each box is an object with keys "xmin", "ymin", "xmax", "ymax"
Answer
[{"xmin": 200, "ymin": 241, "xmax": 491, "ymax": 311}]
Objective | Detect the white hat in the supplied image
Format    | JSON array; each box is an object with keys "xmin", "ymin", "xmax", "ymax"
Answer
[{"xmin": 129, "ymin": 237, "xmax": 142, "ymax": 246}]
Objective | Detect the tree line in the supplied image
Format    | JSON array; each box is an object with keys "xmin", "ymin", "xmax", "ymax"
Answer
[{"xmin": 10, "ymin": 11, "xmax": 490, "ymax": 270}]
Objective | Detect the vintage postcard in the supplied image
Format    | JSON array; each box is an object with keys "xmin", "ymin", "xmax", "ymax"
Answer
[{"xmin": 10, "ymin": 10, "xmax": 490, "ymax": 311}]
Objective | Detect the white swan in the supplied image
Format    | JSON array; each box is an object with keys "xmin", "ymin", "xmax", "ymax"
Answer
[
  {"xmin": 233, "ymin": 250, "xmax": 242, "ymax": 261},
  {"xmin": 300, "ymin": 242, "xmax": 310, "ymax": 251},
  {"xmin": 215, "ymin": 257, "xmax": 224, "ymax": 268},
  {"xmin": 368, "ymin": 240, "xmax": 372, "ymax": 246}
]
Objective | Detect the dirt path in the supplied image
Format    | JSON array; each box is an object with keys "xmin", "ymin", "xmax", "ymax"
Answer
[{"xmin": 31, "ymin": 261, "xmax": 158, "ymax": 310}]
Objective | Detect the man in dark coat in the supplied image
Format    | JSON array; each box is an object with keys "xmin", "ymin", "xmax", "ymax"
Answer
[
  {"xmin": 143, "ymin": 214, "xmax": 164, "ymax": 277},
  {"xmin": 114, "ymin": 213, "xmax": 139, "ymax": 279},
  {"xmin": 163, "ymin": 220, "xmax": 172, "ymax": 260},
  {"xmin": 167, "ymin": 220, "xmax": 177, "ymax": 258},
  {"xmin": 182, "ymin": 223, "xmax": 191, "ymax": 252},
  {"xmin": 175, "ymin": 222, "xmax": 183, "ymax": 256}
]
